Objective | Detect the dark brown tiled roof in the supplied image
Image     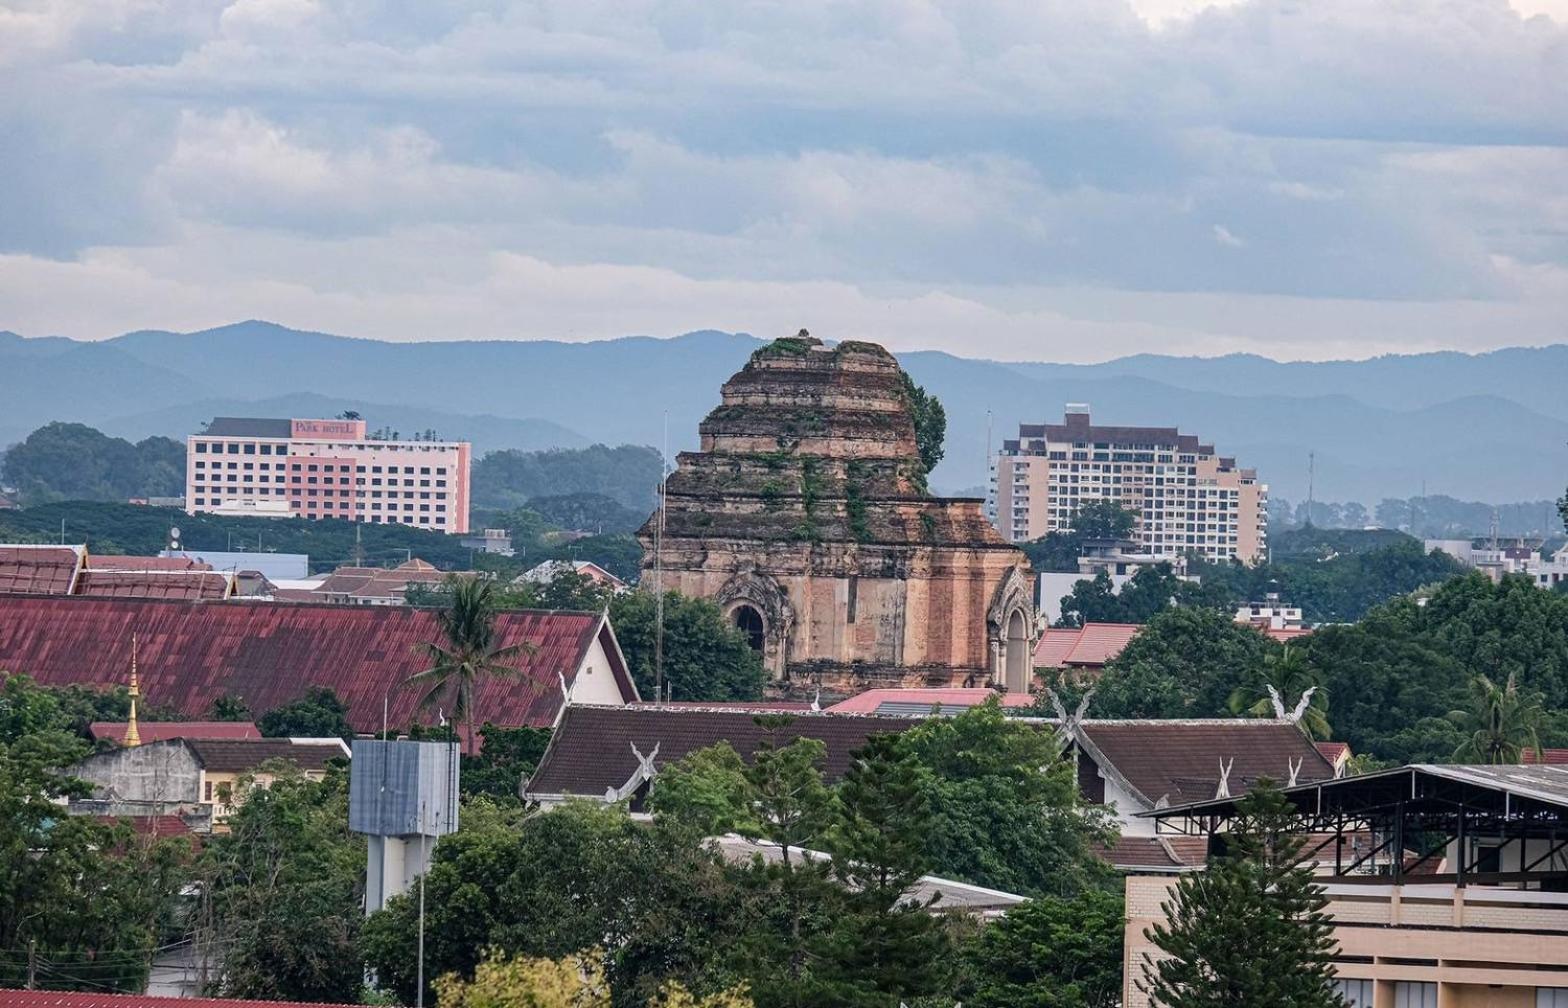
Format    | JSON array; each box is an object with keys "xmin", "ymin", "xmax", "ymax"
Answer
[
  {"xmin": 76, "ymin": 570, "xmax": 233, "ymax": 600},
  {"xmin": 186, "ymin": 738, "xmax": 346, "ymax": 772},
  {"xmin": 0, "ymin": 545, "xmax": 83, "ymax": 595},
  {"xmin": 0, "ymin": 595, "xmax": 632, "ymax": 732},
  {"xmin": 526, "ymin": 705, "xmax": 921, "ymax": 798},
  {"xmin": 1099, "ymin": 835, "xmax": 1208, "ymax": 871},
  {"xmin": 90, "ymin": 721, "xmax": 261, "ymax": 742},
  {"xmin": 1079, "ymin": 720, "xmax": 1334, "ymax": 807}
]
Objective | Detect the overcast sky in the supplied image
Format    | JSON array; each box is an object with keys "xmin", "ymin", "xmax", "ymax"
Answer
[{"xmin": 1, "ymin": 0, "xmax": 1564, "ymax": 361}]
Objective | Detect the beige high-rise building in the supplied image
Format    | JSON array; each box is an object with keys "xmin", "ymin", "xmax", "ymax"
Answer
[{"xmin": 989, "ymin": 405, "xmax": 1267, "ymax": 563}]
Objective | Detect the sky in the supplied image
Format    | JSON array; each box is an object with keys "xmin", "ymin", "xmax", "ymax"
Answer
[{"xmin": 0, "ymin": 0, "xmax": 1565, "ymax": 362}]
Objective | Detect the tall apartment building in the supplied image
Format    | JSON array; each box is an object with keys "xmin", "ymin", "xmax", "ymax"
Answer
[
  {"xmin": 989, "ymin": 405, "xmax": 1266, "ymax": 563},
  {"xmin": 185, "ymin": 417, "xmax": 471, "ymax": 534}
]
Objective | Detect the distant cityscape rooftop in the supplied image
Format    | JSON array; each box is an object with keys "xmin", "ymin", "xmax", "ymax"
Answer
[{"xmin": 201, "ymin": 417, "xmax": 295, "ymax": 438}]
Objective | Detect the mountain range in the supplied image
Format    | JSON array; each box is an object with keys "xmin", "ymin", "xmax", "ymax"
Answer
[{"xmin": 2, "ymin": 321, "xmax": 1565, "ymax": 505}]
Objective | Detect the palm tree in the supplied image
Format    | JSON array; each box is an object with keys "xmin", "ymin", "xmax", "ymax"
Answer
[
  {"xmin": 1228, "ymin": 645, "xmax": 1332, "ymax": 741},
  {"xmin": 1453, "ymin": 672, "xmax": 1544, "ymax": 765},
  {"xmin": 406, "ymin": 577, "xmax": 533, "ymax": 754}
]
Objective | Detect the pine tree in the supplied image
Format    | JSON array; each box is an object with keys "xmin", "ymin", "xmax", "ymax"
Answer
[{"xmin": 1139, "ymin": 780, "xmax": 1347, "ymax": 1007}]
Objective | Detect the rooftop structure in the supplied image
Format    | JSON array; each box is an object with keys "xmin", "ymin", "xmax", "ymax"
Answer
[
  {"xmin": 639, "ymin": 334, "xmax": 1035, "ymax": 695},
  {"xmin": 824, "ymin": 686, "xmax": 1037, "ymax": 715},
  {"xmin": 1126, "ymin": 764, "xmax": 1568, "ymax": 1007},
  {"xmin": 518, "ymin": 559, "xmax": 628, "ymax": 591},
  {"xmin": 186, "ymin": 416, "xmax": 471, "ymax": 533},
  {"xmin": 0, "ymin": 544, "xmax": 237, "ymax": 601},
  {"xmin": 0, "ymin": 595, "xmax": 637, "ymax": 733},
  {"xmin": 1033, "ymin": 622, "xmax": 1143, "ymax": 672},
  {"xmin": 89, "ymin": 721, "xmax": 261, "ymax": 743},
  {"xmin": 991, "ymin": 407, "xmax": 1267, "ymax": 563}
]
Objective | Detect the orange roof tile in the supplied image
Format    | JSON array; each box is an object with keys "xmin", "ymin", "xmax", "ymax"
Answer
[{"xmin": 1034, "ymin": 623, "xmax": 1141, "ymax": 668}]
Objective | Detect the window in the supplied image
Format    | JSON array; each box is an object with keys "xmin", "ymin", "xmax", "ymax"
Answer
[
  {"xmin": 1538, "ymin": 990, "xmax": 1568, "ymax": 1008},
  {"xmin": 260, "ymin": 444, "xmax": 272, "ymax": 455},
  {"xmin": 227, "ymin": 443, "xmax": 239, "ymax": 454},
  {"xmin": 1395, "ymin": 983, "xmax": 1436, "ymax": 1008},
  {"xmin": 243, "ymin": 443, "xmax": 255, "ymax": 454},
  {"xmin": 204, "ymin": 780, "xmax": 213, "ymax": 801},
  {"xmin": 1334, "ymin": 979, "xmax": 1374, "ymax": 1006}
]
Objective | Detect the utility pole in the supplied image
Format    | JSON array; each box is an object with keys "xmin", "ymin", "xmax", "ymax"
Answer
[
  {"xmin": 1306, "ymin": 451, "xmax": 1315, "ymax": 524},
  {"xmin": 653, "ymin": 410, "xmax": 668, "ymax": 701},
  {"xmin": 25, "ymin": 938, "xmax": 36, "ymax": 990}
]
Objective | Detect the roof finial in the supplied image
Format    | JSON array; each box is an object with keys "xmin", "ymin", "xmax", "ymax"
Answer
[
  {"xmin": 1287, "ymin": 756, "xmax": 1304, "ymax": 787},
  {"xmin": 1214, "ymin": 757, "xmax": 1234, "ymax": 799},
  {"xmin": 124, "ymin": 633, "xmax": 142, "ymax": 747}
]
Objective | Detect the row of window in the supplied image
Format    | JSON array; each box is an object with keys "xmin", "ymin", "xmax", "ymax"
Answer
[
  {"xmin": 193, "ymin": 472, "xmax": 447, "ymax": 489},
  {"xmin": 194, "ymin": 496, "xmax": 448, "ymax": 517},
  {"xmin": 193, "ymin": 458, "xmax": 448, "ymax": 476}
]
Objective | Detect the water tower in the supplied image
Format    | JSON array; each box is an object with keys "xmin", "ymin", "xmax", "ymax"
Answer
[{"xmin": 349, "ymin": 739, "xmax": 460, "ymax": 914}]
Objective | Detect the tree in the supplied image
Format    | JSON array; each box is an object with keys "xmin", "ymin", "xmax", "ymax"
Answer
[
  {"xmin": 959, "ymin": 889, "xmax": 1125, "ymax": 1008},
  {"xmin": 1, "ymin": 422, "xmax": 185, "ymax": 505},
  {"xmin": 1092, "ymin": 608, "xmax": 1277, "ymax": 720},
  {"xmin": 208, "ymin": 693, "xmax": 251, "ymax": 721},
  {"xmin": 472, "ymin": 444, "xmax": 663, "ymax": 512},
  {"xmin": 436, "ymin": 949, "xmax": 753, "ymax": 1008},
  {"xmin": 1228, "ymin": 646, "xmax": 1332, "ymax": 741},
  {"xmin": 257, "ymin": 686, "xmax": 353, "ymax": 739},
  {"xmin": 201, "ymin": 764, "xmax": 366, "ymax": 1002},
  {"xmin": 337, "ymin": 410, "xmax": 362, "ymax": 421},
  {"xmin": 1453, "ymin": 672, "xmax": 1544, "ymax": 764},
  {"xmin": 528, "ymin": 492, "xmax": 648, "ymax": 535},
  {"xmin": 408, "ymin": 577, "xmax": 533, "ymax": 754},
  {"xmin": 1020, "ymin": 500, "xmax": 1138, "ymax": 574},
  {"xmin": 609, "ymin": 590, "xmax": 767, "ymax": 702},
  {"xmin": 461, "ymin": 723, "xmax": 553, "ymax": 803},
  {"xmin": 1139, "ymin": 780, "xmax": 1345, "ymax": 1008},
  {"xmin": 899, "ymin": 373, "xmax": 947, "ymax": 479}
]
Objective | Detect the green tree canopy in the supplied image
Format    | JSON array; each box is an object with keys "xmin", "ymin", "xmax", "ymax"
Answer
[
  {"xmin": 609, "ymin": 590, "xmax": 767, "ymax": 702},
  {"xmin": 409, "ymin": 576, "xmax": 534, "ymax": 754},
  {"xmin": 898, "ymin": 372, "xmax": 947, "ymax": 480},
  {"xmin": 257, "ymin": 685, "xmax": 354, "ymax": 739},
  {"xmin": 2, "ymin": 421, "xmax": 184, "ymax": 505},
  {"xmin": 1091, "ymin": 607, "xmax": 1278, "ymax": 720},
  {"xmin": 959, "ymin": 888, "xmax": 1125, "ymax": 1008},
  {"xmin": 472, "ymin": 444, "xmax": 663, "ymax": 512}
]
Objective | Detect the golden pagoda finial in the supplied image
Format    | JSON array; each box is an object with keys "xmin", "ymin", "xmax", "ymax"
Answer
[{"xmin": 124, "ymin": 633, "xmax": 141, "ymax": 746}]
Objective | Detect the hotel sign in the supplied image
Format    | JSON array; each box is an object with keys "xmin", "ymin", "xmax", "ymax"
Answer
[{"xmin": 291, "ymin": 418, "xmax": 366, "ymax": 440}]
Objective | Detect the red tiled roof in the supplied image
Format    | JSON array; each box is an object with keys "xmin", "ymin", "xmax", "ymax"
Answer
[
  {"xmin": 0, "ymin": 596, "xmax": 633, "ymax": 732},
  {"xmin": 1266, "ymin": 627, "xmax": 1313, "ymax": 643},
  {"xmin": 77, "ymin": 570, "xmax": 234, "ymax": 600},
  {"xmin": 0, "ymin": 990, "xmax": 361, "ymax": 1008},
  {"xmin": 0, "ymin": 545, "xmax": 83, "ymax": 595},
  {"xmin": 632, "ymin": 700, "xmax": 816, "ymax": 712},
  {"xmin": 89, "ymin": 721, "xmax": 262, "ymax": 742},
  {"xmin": 125, "ymin": 814, "xmax": 195, "ymax": 838},
  {"xmin": 1523, "ymin": 749, "xmax": 1568, "ymax": 765},
  {"xmin": 527, "ymin": 705, "xmax": 921, "ymax": 798},
  {"xmin": 826, "ymin": 688, "xmax": 1035, "ymax": 714},
  {"xmin": 88, "ymin": 555, "xmax": 211, "ymax": 572},
  {"xmin": 1079, "ymin": 719, "xmax": 1335, "ymax": 807},
  {"xmin": 1315, "ymin": 741, "xmax": 1351, "ymax": 764},
  {"xmin": 1099, "ymin": 835, "xmax": 1207, "ymax": 871},
  {"xmin": 1033, "ymin": 623, "xmax": 1141, "ymax": 668}
]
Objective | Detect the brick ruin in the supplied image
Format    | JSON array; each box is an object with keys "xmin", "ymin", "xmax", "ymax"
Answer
[{"xmin": 638, "ymin": 333, "xmax": 1035, "ymax": 697}]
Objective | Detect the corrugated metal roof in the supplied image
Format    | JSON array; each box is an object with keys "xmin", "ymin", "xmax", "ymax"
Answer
[
  {"xmin": 201, "ymin": 417, "xmax": 294, "ymax": 437},
  {"xmin": 1413, "ymin": 764, "xmax": 1568, "ymax": 808},
  {"xmin": 0, "ymin": 595, "xmax": 628, "ymax": 731}
]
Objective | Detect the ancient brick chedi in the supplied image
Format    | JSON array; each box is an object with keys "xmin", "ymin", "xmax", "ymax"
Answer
[{"xmin": 639, "ymin": 335, "xmax": 1035, "ymax": 694}]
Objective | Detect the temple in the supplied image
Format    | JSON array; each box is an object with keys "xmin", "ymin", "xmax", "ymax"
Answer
[{"xmin": 639, "ymin": 333, "xmax": 1034, "ymax": 696}]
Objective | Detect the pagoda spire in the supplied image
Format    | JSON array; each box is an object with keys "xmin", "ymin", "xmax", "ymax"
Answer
[{"xmin": 124, "ymin": 634, "xmax": 141, "ymax": 747}]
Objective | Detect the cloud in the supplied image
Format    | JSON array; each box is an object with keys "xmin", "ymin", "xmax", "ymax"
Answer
[{"xmin": 0, "ymin": 0, "xmax": 1564, "ymax": 360}]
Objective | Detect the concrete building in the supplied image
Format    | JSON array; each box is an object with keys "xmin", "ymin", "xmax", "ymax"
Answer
[
  {"xmin": 990, "ymin": 406, "xmax": 1267, "ymax": 563},
  {"xmin": 1127, "ymin": 765, "xmax": 1568, "ymax": 1008},
  {"xmin": 185, "ymin": 416, "xmax": 471, "ymax": 533},
  {"xmin": 639, "ymin": 335, "xmax": 1035, "ymax": 695}
]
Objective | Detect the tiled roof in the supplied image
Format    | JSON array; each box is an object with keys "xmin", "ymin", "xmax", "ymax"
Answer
[
  {"xmin": 1265, "ymin": 627, "xmax": 1313, "ymax": 643},
  {"xmin": 631, "ymin": 700, "xmax": 817, "ymax": 712},
  {"xmin": 1099, "ymin": 835, "xmax": 1207, "ymax": 871},
  {"xmin": 0, "ymin": 544, "xmax": 84, "ymax": 595},
  {"xmin": 1315, "ymin": 741, "xmax": 1350, "ymax": 764},
  {"xmin": 1034, "ymin": 623, "xmax": 1141, "ymax": 668},
  {"xmin": 76, "ymin": 570, "xmax": 234, "ymax": 600},
  {"xmin": 124, "ymin": 814, "xmax": 195, "ymax": 838},
  {"xmin": 88, "ymin": 555, "xmax": 210, "ymax": 572},
  {"xmin": 1079, "ymin": 719, "xmax": 1335, "ymax": 807},
  {"xmin": 0, "ymin": 990, "xmax": 362, "ymax": 1008},
  {"xmin": 826, "ymin": 688, "xmax": 1035, "ymax": 714},
  {"xmin": 187, "ymin": 738, "xmax": 347, "ymax": 772},
  {"xmin": 89, "ymin": 721, "xmax": 261, "ymax": 742},
  {"xmin": 0, "ymin": 596, "xmax": 631, "ymax": 732},
  {"xmin": 1523, "ymin": 749, "xmax": 1568, "ymax": 765},
  {"xmin": 202, "ymin": 417, "xmax": 294, "ymax": 437},
  {"xmin": 527, "ymin": 705, "xmax": 921, "ymax": 798}
]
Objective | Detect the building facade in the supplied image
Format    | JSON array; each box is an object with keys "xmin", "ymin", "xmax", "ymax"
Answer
[
  {"xmin": 638, "ymin": 334, "xmax": 1036, "ymax": 695},
  {"xmin": 185, "ymin": 417, "xmax": 471, "ymax": 533},
  {"xmin": 989, "ymin": 406, "xmax": 1267, "ymax": 563}
]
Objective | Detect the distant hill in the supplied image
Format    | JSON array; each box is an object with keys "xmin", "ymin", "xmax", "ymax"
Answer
[{"xmin": 3, "ymin": 320, "xmax": 1565, "ymax": 506}]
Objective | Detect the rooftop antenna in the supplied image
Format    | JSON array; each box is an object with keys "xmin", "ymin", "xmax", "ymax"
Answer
[{"xmin": 653, "ymin": 409, "xmax": 669, "ymax": 700}]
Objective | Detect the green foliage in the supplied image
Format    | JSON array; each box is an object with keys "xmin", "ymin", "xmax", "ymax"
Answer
[
  {"xmin": 201, "ymin": 765, "xmax": 366, "ymax": 1002},
  {"xmin": 898, "ymin": 373, "xmax": 947, "ymax": 480},
  {"xmin": 1055, "ymin": 564, "xmax": 1231, "ymax": 628},
  {"xmin": 2, "ymin": 421, "xmax": 184, "ymax": 505},
  {"xmin": 545, "ymin": 533, "xmax": 645, "ymax": 584},
  {"xmin": 257, "ymin": 685, "xmax": 353, "ymax": 739},
  {"xmin": 1139, "ymin": 781, "xmax": 1345, "ymax": 1008},
  {"xmin": 524, "ymin": 492, "xmax": 648, "ymax": 534},
  {"xmin": 1452, "ymin": 672, "xmax": 1544, "ymax": 764},
  {"xmin": 0, "ymin": 675, "xmax": 193, "ymax": 993},
  {"xmin": 0, "ymin": 500, "xmax": 473, "ymax": 570},
  {"xmin": 409, "ymin": 577, "xmax": 535, "ymax": 753},
  {"xmin": 1228, "ymin": 646, "xmax": 1332, "ymax": 741},
  {"xmin": 207, "ymin": 693, "xmax": 251, "ymax": 721},
  {"xmin": 472, "ymin": 444, "xmax": 663, "ymax": 511},
  {"xmin": 462, "ymin": 724, "xmax": 553, "ymax": 803},
  {"xmin": 1019, "ymin": 501, "xmax": 1138, "ymax": 573},
  {"xmin": 958, "ymin": 888, "xmax": 1125, "ymax": 1008},
  {"xmin": 609, "ymin": 590, "xmax": 767, "ymax": 702},
  {"xmin": 1091, "ymin": 607, "xmax": 1278, "ymax": 720}
]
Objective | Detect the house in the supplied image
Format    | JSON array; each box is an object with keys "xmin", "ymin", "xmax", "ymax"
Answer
[
  {"xmin": 306, "ymin": 558, "xmax": 449, "ymax": 605},
  {"xmin": 66, "ymin": 737, "xmax": 349, "ymax": 826},
  {"xmin": 0, "ymin": 595, "xmax": 638, "ymax": 733},
  {"xmin": 518, "ymin": 559, "xmax": 628, "ymax": 591},
  {"xmin": 523, "ymin": 703, "xmax": 1337, "ymax": 875},
  {"xmin": 1126, "ymin": 765, "xmax": 1568, "ymax": 1007}
]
